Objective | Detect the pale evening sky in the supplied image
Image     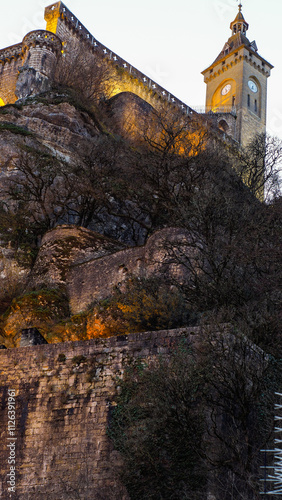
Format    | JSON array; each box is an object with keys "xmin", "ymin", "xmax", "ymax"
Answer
[{"xmin": 1, "ymin": 0, "xmax": 281, "ymax": 140}]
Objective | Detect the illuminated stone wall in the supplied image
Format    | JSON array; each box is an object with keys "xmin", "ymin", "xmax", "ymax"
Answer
[
  {"xmin": 0, "ymin": 45, "xmax": 22, "ymax": 105},
  {"xmin": 0, "ymin": 327, "xmax": 196, "ymax": 499},
  {"xmin": 0, "ymin": 30, "xmax": 61, "ymax": 104},
  {"xmin": 44, "ymin": 2, "xmax": 196, "ymax": 115}
]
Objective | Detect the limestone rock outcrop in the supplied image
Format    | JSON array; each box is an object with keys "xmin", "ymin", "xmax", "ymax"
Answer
[
  {"xmin": 0, "ymin": 98, "xmax": 100, "ymax": 166},
  {"xmin": 28, "ymin": 225, "xmax": 126, "ymax": 291},
  {"xmin": 27, "ymin": 225, "xmax": 200, "ymax": 314}
]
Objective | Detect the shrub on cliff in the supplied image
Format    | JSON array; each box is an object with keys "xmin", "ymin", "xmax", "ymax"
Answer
[
  {"xmin": 0, "ymin": 255, "xmax": 26, "ymax": 315},
  {"xmin": 109, "ymin": 330, "xmax": 278, "ymax": 499},
  {"xmin": 0, "ymin": 289, "xmax": 69, "ymax": 347},
  {"xmin": 95, "ymin": 276, "xmax": 192, "ymax": 334},
  {"xmin": 108, "ymin": 345, "xmax": 207, "ymax": 499}
]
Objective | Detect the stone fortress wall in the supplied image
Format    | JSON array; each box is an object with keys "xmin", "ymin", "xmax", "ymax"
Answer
[
  {"xmin": 0, "ymin": 327, "xmax": 199, "ymax": 499},
  {"xmin": 0, "ymin": 1, "xmax": 195, "ymax": 117},
  {"xmin": 44, "ymin": 2, "xmax": 196, "ymax": 113},
  {"xmin": 0, "ymin": 43, "xmax": 22, "ymax": 105},
  {"xmin": 0, "ymin": 1, "xmax": 241, "ymax": 150}
]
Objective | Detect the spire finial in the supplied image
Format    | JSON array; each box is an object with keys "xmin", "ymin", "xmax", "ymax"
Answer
[{"xmin": 230, "ymin": 1, "xmax": 248, "ymax": 35}]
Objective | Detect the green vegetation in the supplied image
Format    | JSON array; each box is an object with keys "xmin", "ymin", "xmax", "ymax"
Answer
[
  {"xmin": 109, "ymin": 352, "xmax": 206, "ymax": 499},
  {"xmin": 0, "ymin": 103, "xmax": 23, "ymax": 114},
  {"xmin": 72, "ymin": 355, "xmax": 87, "ymax": 365},
  {"xmin": 0, "ymin": 101, "xmax": 281, "ymax": 349},
  {"xmin": 0, "ymin": 87, "xmax": 281, "ymax": 497},
  {"xmin": 0, "ymin": 122, "xmax": 33, "ymax": 136},
  {"xmin": 109, "ymin": 333, "xmax": 279, "ymax": 499},
  {"xmin": 95, "ymin": 276, "xmax": 192, "ymax": 333},
  {"xmin": 57, "ymin": 353, "xmax": 66, "ymax": 363}
]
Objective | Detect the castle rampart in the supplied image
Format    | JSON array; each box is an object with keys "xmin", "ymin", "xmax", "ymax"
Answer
[
  {"xmin": 0, "ymin": 2, "xmax": 241, "ymax": 151},
  {"xmin": 44, "ymin": 1, "xmax": 197, "ymax": 115},
  {"xmin": 0, "ymin": 1, "xmax": 198, "ymax": 116},
  {"xmin": 42, "ymin": 3, "xmax": 242, "ymax": 150}
]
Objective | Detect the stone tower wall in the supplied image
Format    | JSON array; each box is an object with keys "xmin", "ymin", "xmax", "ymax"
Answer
[
  {"xmin": 16, "ymin": 30, "xmax": 62, "ymax": 100},
  {"xmin": 239, "ymin": 52, "xmax": 268, "ymax": 147},
  {"xmin": 0, "ymin": 30, "xmax": 61, "ymax": 104},
  {"xmin": 0, "ymin": 327, "xmax": 198, "ymax": 499},
  {"xmin": 202, "ymin": 38, "xmax": 272, "ymax": 146}
]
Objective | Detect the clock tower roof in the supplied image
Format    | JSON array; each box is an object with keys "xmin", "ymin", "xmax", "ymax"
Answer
[
  {"xmin": 203, "ymin": 3, "xmax": 273, "ymax": 70},
  {"xmin": 212, "ymin": 4, "xmax": 252, "ymax": 65}
]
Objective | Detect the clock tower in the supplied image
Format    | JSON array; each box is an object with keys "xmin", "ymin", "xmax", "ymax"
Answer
[{"xmin": 201, "ymin": 4, "xmax": 273, "ymax": 146}]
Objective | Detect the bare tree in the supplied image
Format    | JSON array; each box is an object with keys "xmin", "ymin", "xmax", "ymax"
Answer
[
  {"xmin": 109, "ymin": 328, "xmax": 277, "ymax": 499},
  {"xmin": 235, "ymin": 133, "xmax": 282, "ymax": 201},
  {"xmin": 198, "ymin": 326, "xmax": 275, "ymax": 500},
  {"xmin": 54, "ymin": 42, "xmax": 117, "ymax": 105},
  {"xmin": 1, "ymin": 146, "xmax": 74, "ymax": 230},
  {"xmin": 108, "ymin": 346, "xmax": 208, "ymax": 500}
]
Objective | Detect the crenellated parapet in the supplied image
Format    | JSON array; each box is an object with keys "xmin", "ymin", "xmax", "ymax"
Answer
[
  {"xmin": 0, "ymin": 43, "xmax": 22, "ymax": 66},
  {"xmin": 0, "ymin": 29, "xmax": 62, "ymax": 103},
  {"xmin": 22, "ymin": 30, "xmax": 62, "ymax": 57},
  {"xmin": 44, "ymin": 2, "xmax": 196, "ymax": 117}
]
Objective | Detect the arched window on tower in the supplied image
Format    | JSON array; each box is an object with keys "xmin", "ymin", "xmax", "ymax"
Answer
[
  {"xmin": 254, "ymin": 99, "xmax": 257, "ymax": 113},
  {"xmin": 247, "ymin": 94, "xmax": 250, "ymax": 107}
]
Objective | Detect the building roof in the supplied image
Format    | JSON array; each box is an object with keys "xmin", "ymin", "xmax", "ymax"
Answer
[
  {"xmin": 202, "ymin": 4, "xmax": 273, "ymax": 73},
  {"xmin": 212, "ymin": 33, "xmax": 251, "ymax": 65}
]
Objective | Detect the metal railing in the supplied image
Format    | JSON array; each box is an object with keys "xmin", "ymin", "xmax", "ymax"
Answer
[
  {"xmin": 260, "ymin": 392, "xmax": 282, "ymax": 495},
  {"xmin": 193, "ymin": 106, "xmax": 237, "ymax": 116}
]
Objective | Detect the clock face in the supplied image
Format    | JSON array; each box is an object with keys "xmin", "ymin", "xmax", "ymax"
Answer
[
  {"xmin": 221, "ymin": 84, "xmax": 231, "ymax": 96},
  {"xmin": 248, "ymin": 80, "xmax": 258, "ymax": 93}
]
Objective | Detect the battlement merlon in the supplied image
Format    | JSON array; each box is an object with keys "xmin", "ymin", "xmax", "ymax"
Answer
[
  {"xmin": 45, "ymin": 2, "xmax": 93, "ymax": 40},
  {"xmin": 0, "ymin": 30, "xmax": 61, "ymax": 68}
]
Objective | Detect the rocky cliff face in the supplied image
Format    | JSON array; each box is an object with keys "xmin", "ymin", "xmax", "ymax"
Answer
[
  {"xmin": 0, "ymin": 93, "xmax": 122, "ymax": 344},
  {"xmin": 0, "ymin": 95, "xmax": 101, "ymax": 166},
  {"xmin": 0, "ymin": 91, "xmax": 197, "ymax": 346}
]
